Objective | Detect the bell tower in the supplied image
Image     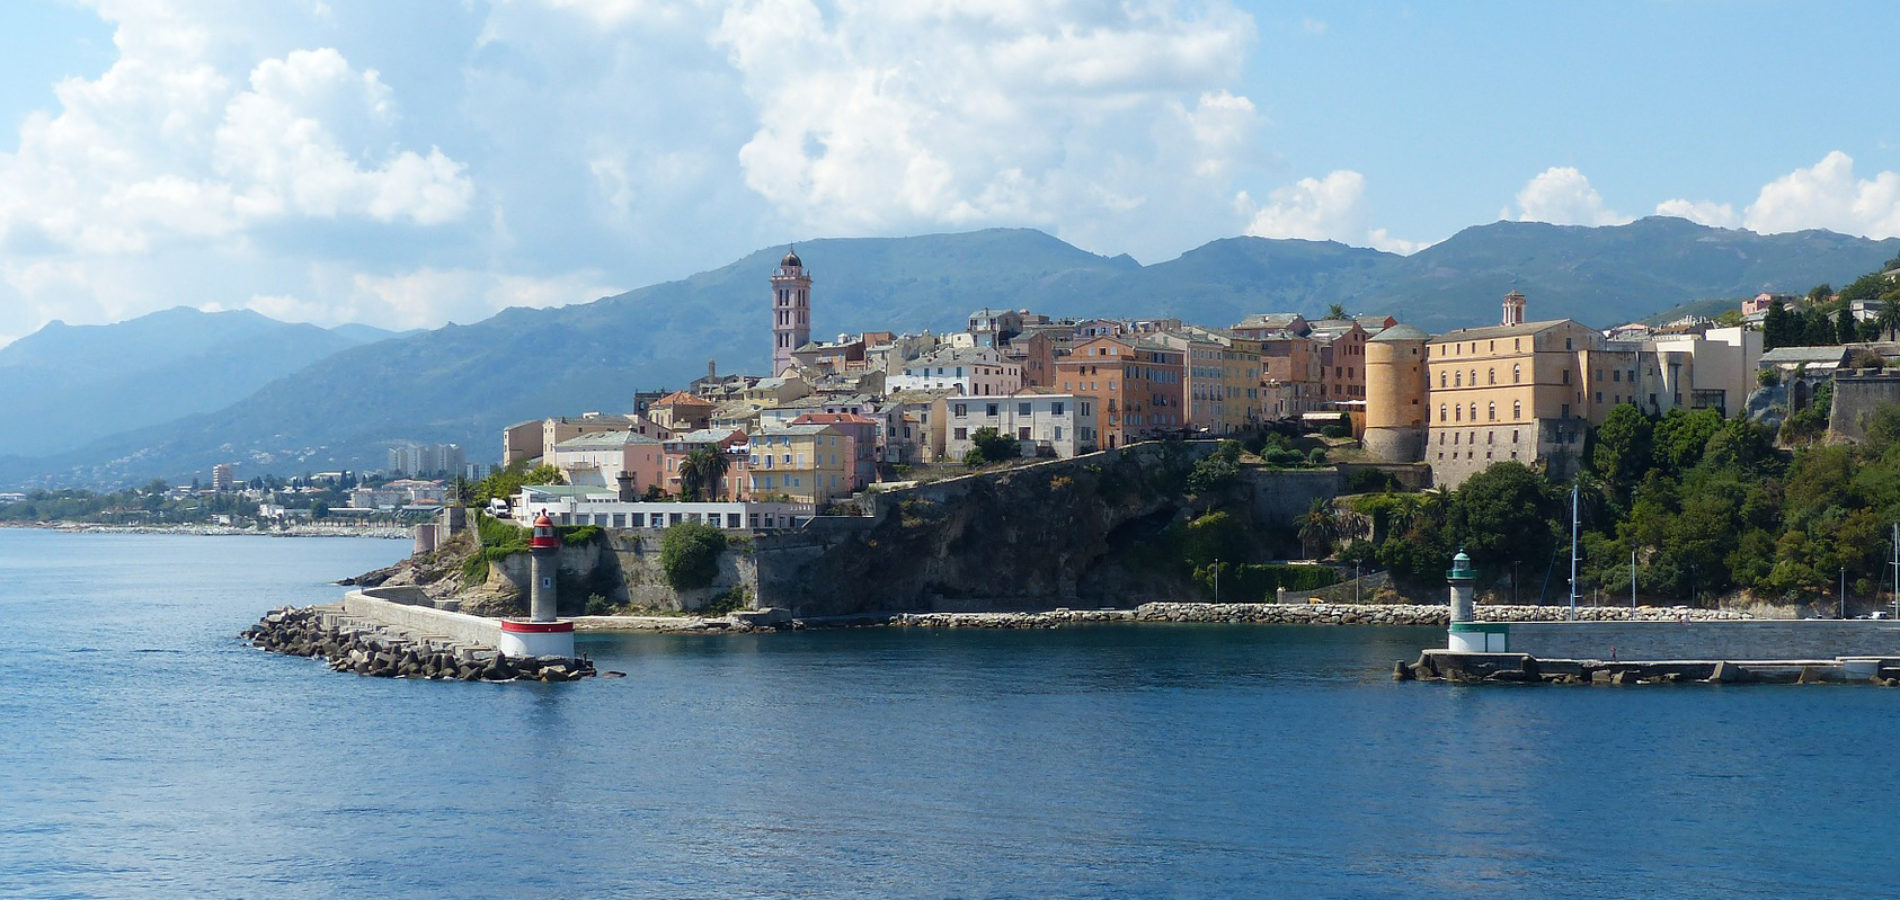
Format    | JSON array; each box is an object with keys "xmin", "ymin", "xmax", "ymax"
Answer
[
  {"xmin": 771, "ymin": 247, "xmax": 811, "ymax": 376},
  {"xmin": 1502, "ymin": 290, "xmax": 1526, "ymax": 326}
]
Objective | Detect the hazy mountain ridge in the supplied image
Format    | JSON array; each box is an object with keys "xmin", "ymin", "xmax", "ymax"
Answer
[
  {"xmin": 0, "ymin": 307, "xmax": 389, "ymax": 458},
  {"xmin": 5, "ymin": 219, "xmax": 1897, "ymax": 489}
]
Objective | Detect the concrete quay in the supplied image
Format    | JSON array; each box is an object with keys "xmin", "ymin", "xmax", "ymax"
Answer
[{"xmin": 1402, "ymin": 649, "xmax": 1900, "ymax": 686}]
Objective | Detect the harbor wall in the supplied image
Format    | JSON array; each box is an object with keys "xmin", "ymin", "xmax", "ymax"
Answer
[
  {"xmin": 344, "ymin": 588, "xmax": 504, "ymax": 648},
  {"xmin": 1501, "ymin": 620, "xmax": 1900, "ymax": 660}
]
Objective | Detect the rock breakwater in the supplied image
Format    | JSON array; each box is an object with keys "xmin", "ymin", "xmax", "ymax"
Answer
[
  {"xmin": 243, "ymin": 604, "xmax": 599, "ymax": 682},
  {"xmin": 874, "ymin": 603, "xmax": 1753, "ymax": 629}
]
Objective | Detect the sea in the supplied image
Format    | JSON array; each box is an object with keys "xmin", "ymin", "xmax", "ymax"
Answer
[{"xmin": 3, "ymin": 528, "xmax": 1897, "ymax": 899}]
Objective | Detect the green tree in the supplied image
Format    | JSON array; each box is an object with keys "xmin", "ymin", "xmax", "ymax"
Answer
[
  {"xmin": 1325, "ymin": 303, "xmax": 1348, "ymax": 320},
  {"xmin": 1297, "ymin": 498, "xmax": 1340, "ymax": 559},
  {"xmin": 1652, "ymin": 408, "xmax": 1724, "ymax": 475},
  {"xmin": 1187, "ymin": 440, "xmax": 1242, "ymax": 492},
  {"xmin": 1590, "ymin": 404, "xmax": 1652, "ymax": 503},
  {"xmin": 1808, "ymin": 283, "xmax": 1834, "ymax": 305},
  {"xmin": 659, "ymin": 520, "xmax": 727, "ymax": 589},
  {"xmin": 1837, "ymin": 305, "xmax": 1859, "ymax": 344},
  {"xmin": 965, "ymin": 427, "xmax": 1020, "ymax": 466},
  {"xmin": 678, "ymin": 448, "xmax": 710, "ymax": 501},
  {"xmin": 1878, "ymin": 296, "xmax": 1900, "ymax": 341},
  {"xmin": 1763, "ymin": 299, "xmax": 1793, "ymax": 350},
  {"xmin": 1449, "ymin": 462, "xmax": 1558, "ymax": 573}
]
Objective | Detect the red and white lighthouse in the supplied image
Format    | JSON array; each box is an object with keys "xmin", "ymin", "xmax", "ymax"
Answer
[{"xmin": 499, "ymin": 511, "xmax": 575, "ymax": 658}]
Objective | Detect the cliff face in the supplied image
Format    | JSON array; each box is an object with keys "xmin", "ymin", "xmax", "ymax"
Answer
[
  {"xmin": 753, "ymin": 442, "xmax": 1233, "ymax": 616},
  {"xmin": 388, "ymin": 441, "xmax": 1351, "ymax": 619}
]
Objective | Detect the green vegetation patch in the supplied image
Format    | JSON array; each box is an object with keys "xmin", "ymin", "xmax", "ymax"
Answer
[{"xmin": 660, "ymin": 520, "xmax": 727, "ymax": 590}]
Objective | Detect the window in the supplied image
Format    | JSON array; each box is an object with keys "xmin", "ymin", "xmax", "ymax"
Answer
[
  {"xmin": 1454, "ymin": 405, "xmax": 1462, "ymax": 422},
  {"xmin": 1439, "ymin": 404, "xmax": 1447, "ymax": 422},
  {"xmin": 1488, "ymin": 402, "xmax": 1496, "ymax": 421},
  {"xmin": 1052, "ymin": 402, "xmax": 1065, "ymax": 415},
  {"xmin": 1562, "ymin": 403, "xmax": 1571, "ymax": 418},
  {"xmin": 1513, "ymin": 399, "xmax": 1521, "ymax": 419},
  {"xmin": 1469, "ymin": 403, "xmax": 1477, "ymax": 421},
  {"xmin": 953, "ymin": 403, "xmax": 967, "ymax": 416},
  {"xmin": 1488, "ymin": 368, "xmax": 1495, "ymax": 385},
  {"xmin": 986, "ymin": 403, "xmax": 999, "ymax": 417},
  {"xmin": 954, "ymin": 427, "xmax": 968, "ymax": 440},
  {"xmin": 1562, "ymin": 369, "xmax": 1570, "ymax": 384},
  {"xmin": 1018, "ymin": 427, "xmax": 1031, "ymax": 440},
  {"xmin": 1053, "ymin": 426, "xmax": 1063, "ymax": 440},
  {"xmin": 1440, "ymin": 372, "xmax": 1447, "ymax": 388},
  {"xmin": 1454, "ymin": 371, "xmax": 1462, "ymax": 387},
  {"xmin": 1513, "ymin": 363, "xmax": 1521, "ymax": 384},
  {"xmin": 1613, "ymin": 370, "xmax": 1621, "ymax": 382},
  {"xmin": 1512, "ymin": 430, "xmax": 1519, "ymax": 443}
]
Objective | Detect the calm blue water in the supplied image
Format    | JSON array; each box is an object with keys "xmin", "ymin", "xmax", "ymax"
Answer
[{"xmin": 2, "ymin": 529, "xmax": 1897, "ymax": 898}]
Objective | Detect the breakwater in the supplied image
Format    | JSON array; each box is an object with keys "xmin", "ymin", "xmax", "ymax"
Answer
[
  {"xmin": 1404, "ymin": 649, "xmax": 1900, "ymax": 686},
  {"xmin": 243, "ymin": 604, "xmax": 599, "ymax": 681},
  {"xmin": 867, "ymin": 602, "xmax": 1752, "ymax": 629}
]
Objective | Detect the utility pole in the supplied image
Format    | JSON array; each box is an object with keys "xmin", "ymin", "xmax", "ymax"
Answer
[
  {"xmin": 1568, "ymin": 483, "xmax": 1580, "ymax": 621},
  {"xmin": 1891, "ymin": 523, "xmax": 1898, "ymax": 620}
]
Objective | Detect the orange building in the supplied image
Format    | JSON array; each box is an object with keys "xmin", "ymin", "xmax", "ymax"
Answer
[{"xmin": 1054, "ymin": 336, "xmax": 1185, "ymax": 449}]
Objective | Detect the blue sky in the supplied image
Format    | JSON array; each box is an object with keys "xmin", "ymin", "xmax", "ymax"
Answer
[{"xmin": 0, "ymin": 1, "xmax": 1895, "ymax": 347}]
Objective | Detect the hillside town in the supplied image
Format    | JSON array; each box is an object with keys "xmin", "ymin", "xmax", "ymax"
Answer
[{"xmin": 484, "ymin": 249, "xmax": 1900, "ymax": 530}]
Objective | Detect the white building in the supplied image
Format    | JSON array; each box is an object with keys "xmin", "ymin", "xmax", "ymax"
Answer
[
  {"xmin": 546, "ymin": 430, "xmax": 664, "ymax": 491},
  {"xmin": 513, "ymin": 484, "xmax": 813, "ymax": 531},
  {"xmin": 885, "ymin": 346, "xmax": 1024, "ymax": 397},
  {"xmin": 941, "ymin": 390, "xmax": 1096, "ymax": 459}
]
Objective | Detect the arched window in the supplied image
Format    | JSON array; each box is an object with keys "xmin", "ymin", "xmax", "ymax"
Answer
[
  {"xmin": 1469, "ymin": 369, "xmax": 1477, "ymax": 386},
  {"xmin": 1513, "ymin": 399, "xmax": 1521, "ymax": 419},
  {"xmin": 1469, "ymin": 403, "xmax": 1478, "ymax": 421},
  {"xmin": 1488, "ymin": 368, "xmax": 1496, "ymax": 385},
  {"xmin": 1488, "ymin": 402, "xmax": 1496, "ymax": 421},
  {"xmin": 1454, "ymin": 405, "xmax": 1462, "ymax": 422},
  {"xmin": 1512, "ymin": 363, "xmax": 1521, "ymax": 384},
  {"xmin": 1439, "ymin": 404, "xmax": 1447, "ymax": 422},
  {"xmin": 1454, "ymin": 371, "xmax": 1462, "ymax": 387}
]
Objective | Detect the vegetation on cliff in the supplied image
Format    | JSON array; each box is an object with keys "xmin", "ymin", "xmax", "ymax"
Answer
[{"xmin": 659, "ymin": 520, "xmax": 727, "ymax": 590}]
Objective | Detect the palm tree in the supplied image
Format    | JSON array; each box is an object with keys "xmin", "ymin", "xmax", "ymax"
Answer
[
  {"xmin": 1325, "ymin": 303, "xmax": 1348, "ymax": 321},
  {"xmin": 678, "ymin": 450, "xmax": 708, "ymax": 502},
  {"xmin": 701, "ymin": 447, "xmax": 732, "ymax": 500},
  {"xmin": 1298, "ymin": 497, "xmax": 1341, "ymax": 560},
  {"xmin": 1876, "ymin": 295, "xmax": 1900, "ymax": 342}
]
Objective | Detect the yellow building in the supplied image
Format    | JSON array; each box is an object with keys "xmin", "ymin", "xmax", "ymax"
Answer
[
  {"xmin": 1425, "ymin": 314, "xmax": 1602, "ymax": 488},
  {"xmin": 1154, "ymin": 328, "xmax": 1261, "ymax": 434},
  {"xmin": 746, "ymin": 423, "xmax": 853, "ymax": 507}
]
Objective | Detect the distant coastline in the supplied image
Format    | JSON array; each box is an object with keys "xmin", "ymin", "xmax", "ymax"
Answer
[{"xmin": 0, "ymin": 521, "xmax": 409, "ymax": 539}]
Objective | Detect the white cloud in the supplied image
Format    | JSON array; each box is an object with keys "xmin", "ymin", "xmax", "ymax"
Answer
[
  {"xmin": 1743, "ymin": 151, "xmax": 1900, "ymax": 239},
  {"xmin": 710, "ymin": 0, "xmax": 1259, "ymax": 246},
  {"xmin": 1241, "ymin": 170, "xmax": 1424, "ymax": 254},
  {"xmin": 1654, "ymin": 198, "xmax": 1739, "ymax": 229},
  {"xmin": 1507, "ymin": 166, "xmax": 1632, "ymax": 227}
]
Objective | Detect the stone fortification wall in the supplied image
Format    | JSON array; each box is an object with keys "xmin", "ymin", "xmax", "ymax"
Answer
[
  {"xmin": 1827, "ymin": 370, "xmax": 1900, "ymax": 443},
  {"xmin": 482, "ymin": 532, "xmax": 757, "ymax": 614},
  {"xmin": 1505, "ymin": 619, "xmax": 1900, "ymax": 660},
  {"xmin": 1244, "ymin": 466, "xmax": 1343, "ymax": 523}
]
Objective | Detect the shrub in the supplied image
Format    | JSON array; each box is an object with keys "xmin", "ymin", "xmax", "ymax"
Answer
[
  {"xmin": 660, "ymin": 521, "xmax": 727, "ymax": 590},
  {"xmin": 584, "ymin": 593, "xmax": 617, "ymax": 616},
  {"xmin": 702, "ymin": 585, "xmax": 752, "ymax": 616},
  {"xmin": 966, "ymin": 426, "xmax": 1020, "ymax": 465},
  {"xmin": 1345, "ymin": 468, "xmax": 1399, "ymax": 493}
]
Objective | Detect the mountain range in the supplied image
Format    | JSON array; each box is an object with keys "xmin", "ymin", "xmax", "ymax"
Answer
[{"xmin": 3, "ymin": 216, "xmax": 1895, "ymax": 490}]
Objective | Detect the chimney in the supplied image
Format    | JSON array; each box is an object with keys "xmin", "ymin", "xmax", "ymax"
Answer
[{"xmin": 708, "ymin": 359, "xmax": 717, "ymax": 381}]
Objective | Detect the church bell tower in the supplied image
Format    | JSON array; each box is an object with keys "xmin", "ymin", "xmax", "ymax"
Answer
[{"xmin": 771, "ymin": 247, "xmax": 811, "ymax": 376}]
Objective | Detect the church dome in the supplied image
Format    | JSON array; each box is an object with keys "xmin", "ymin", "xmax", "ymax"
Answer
[{"xmin": 781, "ymin": 247, "xmax": 802, "ymax": 268}]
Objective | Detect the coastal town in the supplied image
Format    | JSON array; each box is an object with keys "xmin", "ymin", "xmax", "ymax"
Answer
[{"xmin": 484, "ymin": 247, "xmax": 1899, "ymax": 531}]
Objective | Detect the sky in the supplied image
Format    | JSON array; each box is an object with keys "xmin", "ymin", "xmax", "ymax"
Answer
[{"xmin": 1, "ymin": 0, "xmax": 1897, "ymax": 348}]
